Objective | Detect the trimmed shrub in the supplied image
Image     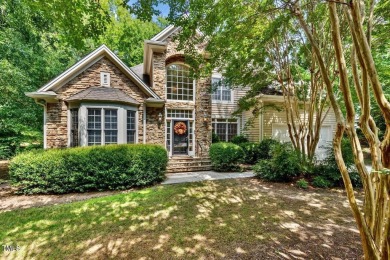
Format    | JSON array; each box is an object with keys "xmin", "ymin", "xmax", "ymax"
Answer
[
  {"xmin": 312, "ymin": 137, "xmax": 362, "ymax": 188},
  {"xmin": 230, "ymin": 135, "xmax": 249, "ymax": 144},
  {"xmin": 253, "ymin": 143, "xmax": 301, "ymax": 182},
  {"xmin": 238, "ymin": 142, "xmax": 259, "ymax": 164},
  {"xmin": 9, "ymin": 144, "xmax": 168, "ymax": 194},
  {"xmin": 209, "ymin": 142, "xmax": 245, "ymax": 172},
  {"xmin": 212, "ymin": 132, "xmax": 220, "ymax": 143},
  {"xmin": 237, "ymin": 139, "xmax": 281, "ymax": 165},
  {"xmin": 257, "ymin": 139, "xmax": 280, "ymax": 160}
]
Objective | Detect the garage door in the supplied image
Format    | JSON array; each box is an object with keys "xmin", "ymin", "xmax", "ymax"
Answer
[
  {"xmin": 316, "ymin": 125, "xmax": 332, "ymax": 160},
  {"xmin": 272, "ymin": 124, "xmax": 332, "ymax": 160},
  {"xmin": 272, "ymin": 124, "xmax": 291, "ymax": 143}
]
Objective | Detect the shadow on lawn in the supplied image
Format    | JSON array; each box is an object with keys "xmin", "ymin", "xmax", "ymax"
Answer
[{"xmin": 1, "ymin": 179, "xmax": 362, "ymax": 259}]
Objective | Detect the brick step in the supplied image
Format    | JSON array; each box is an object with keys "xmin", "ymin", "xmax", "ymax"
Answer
[
  {"xmin": 166, "ymin": 165, "xmax": 212, "ymax": 173},
  {"xmin": 168, "ymin": 157, "xmax": 210, "ymax": 163},
  {"xmin": 168, "ymin": 161, "xmax": 210, "ymax": 165},
  {"xmin": 167, "ymin": 164, "xmax": 212, "ymax": 170}
]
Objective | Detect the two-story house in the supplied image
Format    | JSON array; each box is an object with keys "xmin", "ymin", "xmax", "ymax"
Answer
[{"xmin": 26, "ymin": 25, "xmax": 336, "ymax": 172}]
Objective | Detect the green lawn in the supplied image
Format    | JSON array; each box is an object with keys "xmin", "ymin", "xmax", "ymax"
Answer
[{"xmin": 1, "ymin": 178, "xmax": 362, "ymax": 259}]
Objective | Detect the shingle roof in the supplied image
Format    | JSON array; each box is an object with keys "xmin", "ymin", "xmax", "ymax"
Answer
[
  {"xmin": 66, "ymin": 87, "xmax": 140, "ymax": 105},
  {"xmin": 130, "ymin": 63, "xmax": 150, "ymax": 87}
]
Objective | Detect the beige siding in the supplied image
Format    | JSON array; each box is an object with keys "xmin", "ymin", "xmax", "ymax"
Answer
[
  {"xmin": 241, "ymin": 109, "xmax": 261, "ymax": 142},
  {"xmin": 211, "ymin": 88, "xmax": 247, "ymax": 118},
  {"xmin": 262, "ymin": 101, "xmax": 337, "ymax": 139}
]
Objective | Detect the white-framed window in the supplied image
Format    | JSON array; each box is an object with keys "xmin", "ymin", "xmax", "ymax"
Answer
[
  {"xmin": 212, "ymin": 77, "xmax": 232, "ymax": 102},
  {"xmin": 70, "ymin": 108, "xmax": 79, "ymax": 147},
  {"xmin": 166, "ymin": 109, "xmax": 194, "ymax": 119},
  {"xmin": 166, "ymin": 64, "xmax": 194, "ymax": 101},
  {"xmin": 71, "ymin": 103, "xmax": 138, "ymax": 147},
  {"xmin": 127, "ymin": 110, "xmax": 136, "ymax": 143},
  {"xmin": 212, "ymin": 118, "xmax": 239, "ymax": 142},
  {"xmin": 87, "ymin": 108, "xmax": 118, "ymax": 145},
  {"xmin": 100, "ymin": 72, "xmax": 110, "ymax": 87}
]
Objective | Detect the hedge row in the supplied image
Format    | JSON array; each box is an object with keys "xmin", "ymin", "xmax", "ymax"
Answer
[{"xmin": 10, "ymin": 144, "xmax": 168, "ymax": 194}]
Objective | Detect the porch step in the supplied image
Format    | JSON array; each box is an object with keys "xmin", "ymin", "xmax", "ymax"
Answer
[{"xmin": 167, "ymin": 157, "xmax": 212, "ymax": 173}]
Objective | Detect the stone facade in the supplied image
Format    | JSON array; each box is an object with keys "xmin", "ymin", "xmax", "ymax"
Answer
[
  {"xmin": 46, "ymin": 58, "xmax": 148, "ymax": 148},
  {"xmin": 44, "ymin": 30, "xmax": 212, "ymax": 159},
  {"xmin": 151, "ymin": 32, "xmax": 212, "ymax": 157}
]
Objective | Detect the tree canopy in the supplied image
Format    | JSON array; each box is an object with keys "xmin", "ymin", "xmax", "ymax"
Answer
[{"xmin": 0, "ymin": 0, "xmax": 162, "ymax": 158}]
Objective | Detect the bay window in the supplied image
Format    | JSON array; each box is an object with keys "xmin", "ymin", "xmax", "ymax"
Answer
[{"xmin": 70, "ymin": 104, "xmax": 138, "ymax": 147}]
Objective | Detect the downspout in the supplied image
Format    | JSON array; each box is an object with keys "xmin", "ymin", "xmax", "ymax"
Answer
[
  {"xmin": 34, "ymin": 99, "xmax": 47, "ymax": 149},
  {"xmin": 143, "ymin": 103, "xmax": 146, "ymax": 144},
  {"xmin": 259, "ymin": 98, "xmax": 264, "ymax": 142}
]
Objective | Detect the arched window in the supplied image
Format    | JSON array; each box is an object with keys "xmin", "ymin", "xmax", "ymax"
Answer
[{"xmin": 166, "ymin": 64, "xmax": 194, "ymax": 101}]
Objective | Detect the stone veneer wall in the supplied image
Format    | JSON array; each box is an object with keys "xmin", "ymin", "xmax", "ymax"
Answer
[
  {"xmin": 145, "ymin": 107, "xmax": 165, "ymax": 145},
  {"xmin": 150, "ymin": 32, "xmax": 212, "ymax": 157},
  {"xmin": 46, "ymin": 58, "xmax": 149, "ymax": 148}
]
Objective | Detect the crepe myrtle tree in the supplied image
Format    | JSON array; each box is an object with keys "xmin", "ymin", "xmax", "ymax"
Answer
[{"xmin": 129, "ymin": 0, "xmax": 390, "ymax": 258}]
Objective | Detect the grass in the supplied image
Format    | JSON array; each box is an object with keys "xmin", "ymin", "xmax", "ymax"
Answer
[{"xmin": 0, "ymin": 178, "xmax": 362, "ymax": 259}]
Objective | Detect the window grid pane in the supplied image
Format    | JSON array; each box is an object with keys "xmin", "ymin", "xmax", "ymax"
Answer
[
  {"xmin": 166, "ymin": 64, "xmax": 194, "ymax": 101},
  {"xmin": 127, "ymin": 110, "xmax": 136, "ymax": 144},
  {"xmin": 87, "ymin": 109, "xmax": 102, "ymax": 145},
  {"xmin": 166, "ymin": 121, "xmax": 171, "ymax": 152},
  {"xmin": 104, "ymin": 109, "xmax": 118, "ymax": 144},
  {"xmin": 70, "ymin": 108, "xmax": 79, "ymax": 147},
  {"xmin": 166, "ymin": 109, "xmax": 193, "ymax": 119},
  {"xmin": 188, "ymin": 121, "xmax": 193, "ymax": 152},
  {"xmin": 212, "ymin": 77, "xmax": 231, "ymax": 102},
  {"xmin": 212, "ymin": 119, "xmax": 238, "ymax": 142},
  {"xmin": 227, "ymin": 123, "xmax": 238, "ymax": 142}
]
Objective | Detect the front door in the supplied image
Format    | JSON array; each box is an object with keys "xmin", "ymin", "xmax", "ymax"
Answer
[{"xmin": 172, "ymin": 120, "xmax": 189, "ymax": 155}]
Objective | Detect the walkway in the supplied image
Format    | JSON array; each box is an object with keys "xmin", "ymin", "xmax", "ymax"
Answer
[
  {"xmin": 0, "ymin": 171, "xmax": 255, "ymax": 212},
  {"xmin": 162, "ymin": 171, "xmax": 255, "ymax": 185}
]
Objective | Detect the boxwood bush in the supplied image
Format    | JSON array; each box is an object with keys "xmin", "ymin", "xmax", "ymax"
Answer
[
  {"xmin": 253, "ymin": 143, "xmax": 301, "ymax": 182},
  {"xmin": 209, "ymin": 142, "xmax": 245, "ymax": 172},
  {"xmin": 9, "ymin": 144, "xmax": 168, "ymax": 194},
  {"xmin": 237, "ymin": 139, "xmax": 281, "ymax": 165}
]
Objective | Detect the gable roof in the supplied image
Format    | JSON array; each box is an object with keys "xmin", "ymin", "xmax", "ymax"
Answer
[
  {"xmin": 66, "ymin": 87, "xmax": 140, "ymax": 105},
  {"xmin": 37, "ymin": 45, "xmax": 160, "ymax": 99},
  {"xmin": 151, "ymin": 25, "xmax": 180, "ymax": 42}
]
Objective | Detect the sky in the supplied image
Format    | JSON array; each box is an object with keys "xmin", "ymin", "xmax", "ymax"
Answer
[
  {"xmin": 157, "ymin": 3, "xmax": 170, "ymax": 17},
  {"xmin": 127, "ymin": 1, "xmax": 170, "ymax": 17}
]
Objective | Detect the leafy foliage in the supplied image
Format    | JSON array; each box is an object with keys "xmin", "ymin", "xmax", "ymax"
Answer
[
  {"xmin": 0, "ymin": 0, "xmax": 161, "ymax": 159},
  {"xmin": 312, "ymin": 138, "xmax": 362, "ymax": 188},
  {"xmin": 253, "ymin": 143, "xmax": 301, "ymax": 182},
  {"xmin": 209, "ymin": 142, "xmax": 244, "ymax": 172},
  {"xmin": 10, "ymin": 144, "xmax": 168, "ymax": 194},
  {"xmin": 212, "ymin": 132, "xmax": 220, "ymax": 143},
  {"xmin": 296, "ymin": 179, "xmax": 308, "ymax": 189},
  {"xmin": 230, "ymin": 135, "xmax": 249, "ymax": 144}
]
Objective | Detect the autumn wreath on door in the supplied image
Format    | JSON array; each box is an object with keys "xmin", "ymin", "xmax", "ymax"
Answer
[{"xmin": 174, "ymin": 122, "xmax": 187, "ymax": 135}]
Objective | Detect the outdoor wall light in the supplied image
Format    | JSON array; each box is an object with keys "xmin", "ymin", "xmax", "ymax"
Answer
[
  {"xmin": 158, "ymin": 112, "xmax": 163, "ymax": 128},
  {"xmin": 203, "ymin": 112, "xmax": 208, "ymax": 125}
]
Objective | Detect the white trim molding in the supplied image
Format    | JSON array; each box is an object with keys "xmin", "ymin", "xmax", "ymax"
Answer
[
  {"xmin": 35, "ymin": 45, "xmax": 160, "ymax": 99},
  {"xmin": 74, "ymin": 102, "xmax": 139, "ymax": 147}
]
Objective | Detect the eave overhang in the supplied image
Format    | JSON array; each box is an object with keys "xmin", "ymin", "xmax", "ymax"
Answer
[
  {"xmin": 142, "ymin": 40, "xmax": 168, "ymax": 76},
  {"xmin": 25, "ymin": 91, "xmax": 58, "ymax": 103}
]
